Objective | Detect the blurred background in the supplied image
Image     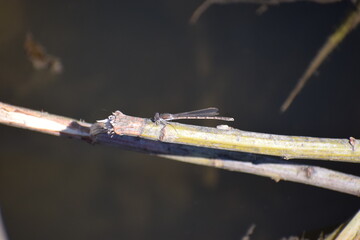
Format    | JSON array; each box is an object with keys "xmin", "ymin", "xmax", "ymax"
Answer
[{"xmin": 0, "ymin": 0, "xmax": 359, "ymax": 239}]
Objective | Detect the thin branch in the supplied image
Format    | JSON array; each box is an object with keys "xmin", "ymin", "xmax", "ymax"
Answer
[
  {"xmin": 0, "ymin": 101, "xmax": 359, "ymax": 196},
  {"xmin": 190, "ymin": 0, "xmax": 341, "ymax": 24},
  {"xmin": 190, "ymin": 0, "xmax": 214, "ymax": 25},
  {"xmin": 0, "ymin": 101, "xmax": 91, "ymax": 140},
  {"xmin": 161, "ymin": 155, "xmax": 360, "ymax": 196},
  {"xmin": 281, "ymin": 4, "xmax": 360, "ymax": 112}
]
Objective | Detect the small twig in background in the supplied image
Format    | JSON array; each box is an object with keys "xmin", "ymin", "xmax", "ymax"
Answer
[
  {"xmin": 190, "ymin": 0, "xmax": 360, "ymax": 113},
  {"xmin": 190, "ymin": 0, "xmax": 341, "ymax": 24},
  {"xmin": 281, "ymin": 4, "xmax": 360, "ymax": 112},
  {"xmin": 241, "ymin": 224, "xmax": 256, "ymax": 240},
  {"xmin": 0, "ymin": 210, "xmax": 8, "ymax": 240}
]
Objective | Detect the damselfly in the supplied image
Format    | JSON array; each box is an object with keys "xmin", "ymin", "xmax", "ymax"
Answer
[{"xmin": 153, "ymin": 107, "xmax": 234, "ymax": 124}]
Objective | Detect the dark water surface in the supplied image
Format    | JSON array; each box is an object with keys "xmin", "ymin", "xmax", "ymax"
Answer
[{"xmin": 0, "ymin": 1, "xmax": 359, "ymax": 239}]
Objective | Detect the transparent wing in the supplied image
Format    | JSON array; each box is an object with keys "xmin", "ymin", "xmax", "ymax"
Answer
[{"xmin": 171, "ymin": 107, "xmax": 219, "ymax": 118}]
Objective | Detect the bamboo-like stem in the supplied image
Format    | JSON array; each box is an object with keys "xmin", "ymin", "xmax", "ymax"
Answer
[
  {"xmin": 0, "ymin": 101, "xmax": 359, "ymax": 196},
  {"xmin": 105, "ymin": 111, "xmax": 360, "ymax": 163}
]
